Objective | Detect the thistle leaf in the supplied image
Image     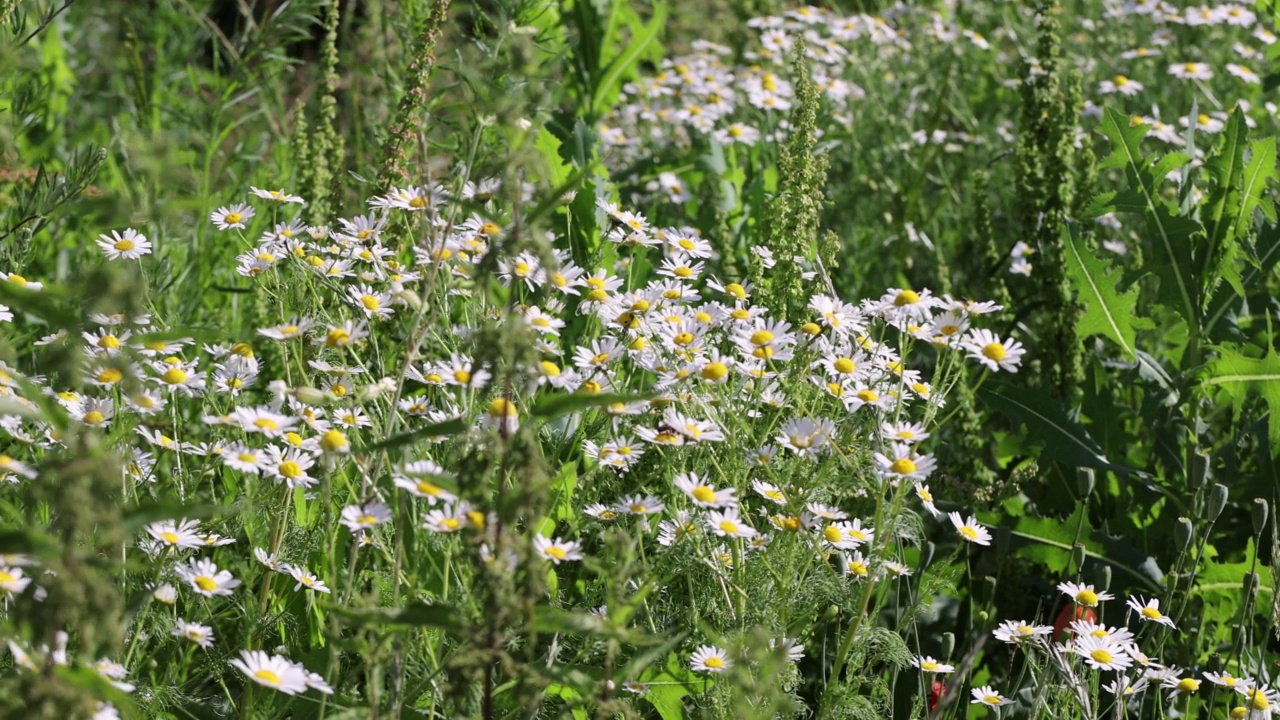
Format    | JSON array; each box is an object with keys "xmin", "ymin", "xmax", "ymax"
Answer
[{"xmin": 1062, "ymin": 224, "xmax": 1147, "ymax": 358}]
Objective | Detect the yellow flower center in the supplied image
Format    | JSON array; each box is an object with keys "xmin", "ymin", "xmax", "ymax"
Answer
[
  {"xmin": 487, "ymin": 398, "xmax": 517, "ymax": 418},
  {"xmin": 357, "ymin": 514, "xmax": 377, "ymax": 526},
  {"xmin": 360, "ymin": 295, "xmax": 380, "ymax": 311},
  {"xmin": 225, "ymin": 212, "xmax": 242, "ymax": 224},
  {"xmin": 704, "ymin": 656, "xmax": 724, "ymax": 669},
  {"xmin": 545, "ymin": 546, "xmax": 567, "ymax": 560},
  {"xmin": 454, "ymin": 369, "xmax": 472, "ymax": 385},
  {"xmin": 1076, "ymin": 589, "xmax": 1099, "ymax": 606},
  {"xmin": 889, "ymin": 458, "xmax": 917, "ymax": 475},
  {"xmin": 1090, "ymin": 648, "xmax": 1112, "ymax": 664},
  {"xmin": 279, "ymin": 461, "xmax": 302, "ymax": 479},
  {"xmin": 162, "ymin": 368, "xmax": 188, "ymax": 385},
  {"xmin": 539, "ymin": 361, "xmax": 561, "ymax": 377},
  {"xmin": 674, "ymin": 332, "xmax": 695, "ymax": 346},
  {"xmin": 718, "ymin": 520, "xmax": 739, "ymax": 534},
  {"xmin": 194, "ymin": 576, "xmax": 218, "ymax": 592},
  {"xmin": 160, "ymin": 531, "xmax": 179, "ymax": 544},
  {"xmin": 749, "ymin": 330, "xmax": 774, "ymax": 346},
  {"xmin": 254, "ymin": 669, "xmax": 281, "ymax": 685},
  {"xmin": 83, "ymin": 410, "xmax": 105, "ymax": 425},
  {"xmin": 857, "ymin": 390, "xmax": 878, "ymax": 403},
  {"xmin": 823, "ymin": 525, "xmax": 842, "ymax": 543},
  {"xmin": 702, "ymin": 362, "xmax": 728, "ymax": 381},
  {"xmin": 440, "ymin": 518, "xmax": 460, "ymax": 530},
  {"xmin": 692, "ymin": 486, "xmax": 716, "ymax": 503},
  {"xmin": 981, "ymin": 343, "xmax": 1007, "ymax": 361},
  {"xmin": 254, "ymin": 418, "xmax": 279, "ymax": 431},
  {"xmin": 1141, "ymin": 606, "xmax": 1162, "ymax": 620},
  {"xmin": 894, "ymin": 289, "xmax": 920, "ymax": 306},
  {"xmin": 416, "ymin": 481, "xmax": 442, "ymax": 496},
  {"xmin": 1176, "ymin": 678, "xmax": 1199, "ymax": 694},
  {"xmin": 408, "ymin": 197, "xmax": 427, "ymax": 209},
  {"xmin": 480, "ymin": 222, "xmax": 501, "ymax": 235},
  {"xmin": 920, "ymin": 661, "xmax": 939, "ymax": 671}
]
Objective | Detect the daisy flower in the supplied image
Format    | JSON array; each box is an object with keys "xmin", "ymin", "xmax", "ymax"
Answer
[
  {"xmin": 1058, "ymin": 581, "xmax": 1114, "ymax": 608},
  {"xmin": 914, "ymin": 484, "xmax": 940, "ymax": 516},
  {"xmin": 288, "ymin": 565, "xmax": 331, "ymax": 593},
  {"xmin": 145, "ymin": 518, "xmax": 204, "ymax": 551},
  {"xmin": 249, "ymin": 187, "xmax": 306, "ymax": 204},
  {"xmin": 0, "ymin": 567, "xmax": 31, "ymax": 596},
  {"xmin": 347, "ymin": 285, "xmax": 394, "ymax": 319},
  {"xmin": 949, "ymin": 512, "xmax": 992, "ymax": 546},
  {"xmin": 172, "ymin": 620, "xmax": 215, "ymax": 648},
  {"xmin": 229, "ymin": 650, "xmax": 309, "ymax": 694},
  {"xmin": 706, "ymin": 508, "xmax": 757, "ymax": 539},
  {"xmin": 961, "ymin": 329, "xmax": 1026, "ymax": 372},
  {"xmin": 340, "ymin": 501, "xmax": 392, "ymax": 533},
  {"xmin": 1160, "ymin": 673, "xmax": 1200, "ymax": 700},
  {"xmin": 992, "ymin": 619, "xmax": 1052, "ymax": 645},
  {"xmin": 970, "ymin": 686, "xmax": 1014, "ymax": 707},
  {"xmin": 534, "ymin": 535, "xmax": 584, "ymax": 564},
  {"xmin": 911, "ymin": 656, "xmax": 955, "ymax": 674},
  {"xmin": 1072, "ymin": 635, "xmax": 1132, "ymax": 671},
  {"xmin": 674, "ymin": 472, "xmax": 737, "ymax": 508},
  {"xmin": 210, "ymin": 203, "xmax": 255, "ymax": 230},
  {"xmin": 1168, "ymin": 62, "xmax": 1213, "ymax": 80},
  {"xmin": 175, "ymin": 557, "xmax": 241, "ymax": 597},
  {"xmin": 1126, "ymin": 595, "xmax": 1176, "ymax": 628},
  {"xmin": 689, "ymin": 645, "xmax": 732, "ymax": 673},
  {"xmin": 96, "ymin": 229, "xmax": 152, "ymax": 260},
  {"xmin": 1099, "ymin": 75, "xmax": 1144, "ymax": 95}
]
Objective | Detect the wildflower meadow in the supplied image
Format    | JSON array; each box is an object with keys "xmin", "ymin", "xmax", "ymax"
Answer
[{"xmin": 7, "ymin": 0, "xmax": 1280, "ymax": 717}]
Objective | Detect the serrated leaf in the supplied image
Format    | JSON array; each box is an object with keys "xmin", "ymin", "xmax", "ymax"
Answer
[
  {"xmin": 1062, "ymin": 224, "xmax": 1145, "ymax": 357},
  {"xmin": 535, "ymin": 126, "xmax": 571, "ymax": 187},
  {"xmin": 1202, "ymin": 345, "xmax": 1280, "ymax": 451},
  {"xmin": 1096, "ymin": 108, "xmax": 1200, "ymax": 327},
  {"xmin": 979, "ymin": 382, "xmax": 1127, "ymax": 473}
]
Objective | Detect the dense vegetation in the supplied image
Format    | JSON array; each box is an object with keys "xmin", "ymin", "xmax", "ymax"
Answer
[{"xmin": 5, "ymin": 0, "xmax": 1280, "ymax": 717}]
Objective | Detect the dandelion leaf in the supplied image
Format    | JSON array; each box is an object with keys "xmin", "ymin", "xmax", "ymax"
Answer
[
  {"xmin": 1062, "ymin": 224, "xmax": 1147, "ymax": 358},
  {"xmin": 1091, "ymin": 108, "xmax": 1199, "ymax": 327},
  {"xmin": 978, "ymin": 382, "xmax": 1123, "ymax": 473},
  {"xmin": 1202, "ymin": 345, "xmax": 1280, "ymax": 452}
]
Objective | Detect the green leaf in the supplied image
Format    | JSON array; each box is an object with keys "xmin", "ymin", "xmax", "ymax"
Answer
[
  {"xmin": 640, "ymin": 651, "xmax": 696, "ymax": 720},
  {"xmin": 1202, "ymin": 345, "xmax": 1280, "ymax": 451},
  {"xmin": 980, "ymin": 505, "xmax": 1163, "ymax": 591},
  {"xmin": 330, "ymin": 601, "xmax": 464, "ymax": 633},
  {"xmin": 535, "ymin": 126, "xmax": 572, "ymax": 187},
  {"xmin": 979, "ymin": 382, "xmax": 1128, "ymax": 473},
  {"xmin": 590, "ymin": 2, "xmax": 667, "ymax": 119},
  {"xmin": 1062, "ymin": 224, "xmax": 1146, "ymax": 357},
  {"xmin": 366, "ymin": 417, "xmax": 467, "ymax": 452},
  {"xmin": 1094, "ymin": 108, "xmax": 1200, "ymax": 327},
  {"xmin": 531, "ymin": 391, "xmax": 651, "ymax": 419}
]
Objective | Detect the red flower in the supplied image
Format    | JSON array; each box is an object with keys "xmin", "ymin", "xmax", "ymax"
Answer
[
  {"xmin": 929, "ymin": 679, "xmax": 946, "ymax": 714},
  {"xmin": 1053, "ymin": 604, "xmax": 1097, "ymax": 642}
]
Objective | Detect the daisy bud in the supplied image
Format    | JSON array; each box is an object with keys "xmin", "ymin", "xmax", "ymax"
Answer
[
  {"xmin": 396, "ymin": 288, "xmax": 423, "ymax": 311},
  {"xmin": 941, "ymin": 632, "xmax": 955, "ymax": 660},
  {"xmin": 1076, "ymin": 467, "xmax": 1095, "ymax": 497},
  {"xmin": 1175, "ymin": 517, "xmax": 1194, "ymax": 553},
  {"xmin": 293, "ymin": 386, "xmax": 329, "ymax": 406},
  {"xmin": 1207, "ymin": 483, "xmax": 1228, "ymax": 523},
  {"xmin": 1253, "ymin": 498, "xmax": 1269, "ymax": 535}
]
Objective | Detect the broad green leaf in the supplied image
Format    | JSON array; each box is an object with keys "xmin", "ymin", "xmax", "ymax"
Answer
[
  {"xmin": 979, "ymin": 383, "xmax": 1126, "ymax": 473},
  {"xmin": 531, "ymin": 391, "xmax": 651, "ymax": 419},
  {"xmin": 534, "ymin": 126, "xmax": 572, "ymax": 187},
  {"xmin": 1094, "ymin": 108, "xmax": 1200, "ymax": 327},
  {"xmin": 1202, "ymin": 345, "xmax": 1280, "ymax": 451},
  {"xmin": 1062, "ymin": 224, "xmax": 1147, "ymax": 357}
]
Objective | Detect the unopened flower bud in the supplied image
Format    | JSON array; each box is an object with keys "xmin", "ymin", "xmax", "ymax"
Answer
[
  {"xmin": 1207, "ymin": 483, "xmax": 1228, "ymax": 523},
  {"xmin": 1095, "ymin": 564, "xmax": 1111, "ymax": 593},
  {"xmin": 941, "ymin": 632, "xmax": 955, "ymax": 660},
  {"xmin": 293, "ymin": 386, "xmax": 329, "ymax": 406},
  {"xmin": 1175, "ymin": 517, "xmax": 1195, "ymax": 553},
  {"xmin": 1076, "ymin": 467, "xmax": 1095, "ymax": 497},
  {"xmin": 1070, "ymin": 543, "xmax": 1086, "ymax": 573},
  {"xmin": 1253, "ymin": 499, "xmax": 1269, "ymax": 535},
  {"xmin": 1245, "ymin": 571, "xmax": 1260, "ymax": 598},
  {"xmin": 396, "ymin": 288, "xmax": 423, "ymax": 311}
]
